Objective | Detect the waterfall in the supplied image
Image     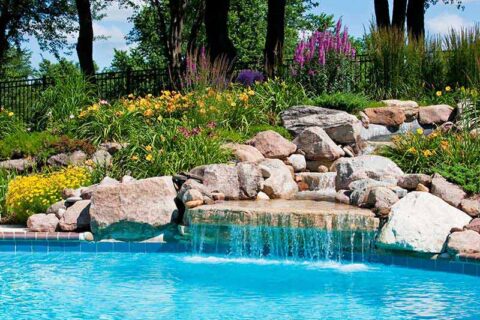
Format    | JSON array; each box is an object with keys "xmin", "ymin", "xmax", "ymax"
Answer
[{"xmin": 188, "ymin": 224, "xmax": 376, "ymax": 263}]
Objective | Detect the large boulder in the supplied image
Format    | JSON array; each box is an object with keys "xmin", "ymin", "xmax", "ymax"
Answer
[
  {"xmin": 247, "ymin": 130, "xmax": 296, "ymax": 159},
  {"xmin": 382, "ymin": 100, "xmax": 419, "ymax": 122},
  {"xmin": 223, "ymin": 143, "xmax": 264, "ymax": 162},
  {"xmin": 348, "ymin": 179, "xmax": 395, "ymax": 207},
  {"xmin": 280, "ymin": 106, "xmax": 362, "ymax": 144},
  {"xmin": 446, "ymin": 230, "xmax": 480, "ymax": 255},
  {"xmin": 334, "ymin": 155, "xmax": 404, "ymax": 190},
  {"xmin": 237, "ymin": 162, "xmax": 263, "ymax": 199},
  {"xmin": 89, "ymin": 177, "xmax": 178, "ymax": 241},
  {"xmin": 27, "ymin": 214, "xmax": 59, "ymax": 232},
  {"xmin": 419, "ymin": 105, "xmax": 454, "ymax": 125},
  {"xmin": 377, "ymin": 192, "xmax": 472, "ymax": 253},
  {"xmin": 59, "ymin": 200, "xmax": 91, "ymax": 232},
  {"xmin": 365, "ymin": 187, "xmax": 399, "ymax": 213},
  {"xmin": 466, "ymin": 218, "xmax": 480, "ymax": 233},
  {"xmin": 197, "ymin": 164, "xmax": 241, "ymax": 200},
  {"xmin": 259, "ymin": 159, "xmax": 298, "ymax": 199},
  {"xmin": 431, "ymin": 174, "xmax": 466, "ymax": 207},
  {"xmin": 292, "ymin": 127, "xmax": 345, "ymax": 161},
  {"xmin": 364, "ymin": 107, "xmax": 406, "ymax": 126}
]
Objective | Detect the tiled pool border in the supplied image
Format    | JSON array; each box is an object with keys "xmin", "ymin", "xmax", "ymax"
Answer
[{"xmin": 0, "ymin": 240, "xmax": 479, "ymax": 278}]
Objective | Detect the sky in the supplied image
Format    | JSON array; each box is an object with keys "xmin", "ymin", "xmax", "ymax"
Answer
[{"xmin": 28, "ymin": 0, "xmax": 480, "ymax": 70}]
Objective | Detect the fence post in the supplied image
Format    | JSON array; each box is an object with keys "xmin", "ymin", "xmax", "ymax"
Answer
[
  {"xmin": 42, "ymin": 76, "xmax": 48, "ymax": 90},
  {"xmin": 126, "ymin": 68, "xmax": 132, "ymax": 96}
]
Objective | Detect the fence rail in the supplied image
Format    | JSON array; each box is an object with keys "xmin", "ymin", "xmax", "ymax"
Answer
[{"xmin": 0, "ymin": 56, "xmax": 372, "ymax": 123}]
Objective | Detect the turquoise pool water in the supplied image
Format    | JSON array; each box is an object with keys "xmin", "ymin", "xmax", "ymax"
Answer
[{"xmin": 0, "ymin": 252, "xmax": 479, "ymax": 320}]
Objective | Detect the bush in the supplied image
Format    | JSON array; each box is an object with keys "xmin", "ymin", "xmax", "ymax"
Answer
[
  {"xmin": 0, "ymin": 131, "xmax": 58, "ymax": 161},
  {"xmin": 312, "ymin": 93, "xmax": 382, "ymax": 113},
  {"xmin": 32, "ymin": 70, "xmax": 95, "ymax": 132},
  {"xmin": 0, "ymin": 170, "xmax": 18, "ymax": 219},
  {"xmin": 5, "ymin": 167, "xmax": 91, "ymax": 223},
  {"xmin": 0, "ymin": 108, "xmax": 26, "ymax": 139},
  {"xmin": 380, "ymin": 129, "xmax": 480, "ymax": 193},
  {"xmin": 249, "ymin": 78, "xmax": 310, "ymax": 124}
]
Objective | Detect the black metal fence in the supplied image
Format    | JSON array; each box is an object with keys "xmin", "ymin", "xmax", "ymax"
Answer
[{"xmin": 0, "ymin": 56, "xmax": 372, "ymax": 123}]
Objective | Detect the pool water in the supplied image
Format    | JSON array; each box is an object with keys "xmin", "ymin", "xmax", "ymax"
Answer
[{"xmin": 0, "ymin": 252, "xmax": 479, "ymax": 320}]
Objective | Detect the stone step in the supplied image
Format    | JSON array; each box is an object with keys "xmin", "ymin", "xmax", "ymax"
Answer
[{"xmin": 184, "ymin": 200, "xmax": 379, "ymax": 232}]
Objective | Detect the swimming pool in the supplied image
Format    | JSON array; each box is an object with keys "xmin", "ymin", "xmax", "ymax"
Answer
[{"xmin": 0, "ymin": 252, "xmax": 479, "ymax": 320}]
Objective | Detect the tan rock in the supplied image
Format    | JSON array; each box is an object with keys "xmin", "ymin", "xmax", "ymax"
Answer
[
  {"xmin": 223, "ymin": 143, "xmax": 265, "ymax": 162},
  {"xmin": 460, "ymin": 198, "xmax": 480, "ymax": 217},
  {"xmin": 416, "ymin": 183, "xmax": 430, "ymax": 192},
  {"xmin": 186, "ymin": 200, "xmax": 204, "ymax": 208},
  {"xmin": 247, "ymin": 130, "xmax": 296, "ymax": 159},
  {"xmin": 27, "ymin": 214, "xmax": 59, "ymax": 232},
  {"xmin": 419, "ymin": 105, "xmax": 454, "ymax": 125},
  {"xmin": 59, "ymin": 200, "xmax": 91, "ymax": 232},
  {"xmin": 364, "ymin": 107, "xmax": 406, "ymax": 126},
  {"xmin": 431, "ymin": 174, "xmax": 466, "ymax": 207}
]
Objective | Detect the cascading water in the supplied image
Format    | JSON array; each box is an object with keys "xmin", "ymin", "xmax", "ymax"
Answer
[{"xmin": 188, "ymin": 222, "xmax": 376, "ymax": 263}]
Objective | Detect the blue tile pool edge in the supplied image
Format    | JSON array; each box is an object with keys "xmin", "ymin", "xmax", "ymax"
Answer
[{"xmin": 0, "ymin": 240, "xmax": 479, "ymax": 277}]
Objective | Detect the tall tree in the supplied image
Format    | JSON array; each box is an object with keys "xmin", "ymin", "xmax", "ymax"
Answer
[
  {"xmin": 204, "ymin": 0, "xmax": 236, "ymax": 63},
  {"xmin": 392, "ymin": 0, "xmax": 408, "ymax": 30},
  {"xmin": 264, "ymin": 0, "xmax": 286, "ymax": 77},
  {"xmin": 374, "ymin": 0, "xmax": 390, "ymax": 29},
  {"xmin": 0, "ymin": 0, "xmax": 76, "ymax": 75},
  {"xmin": 75, "ymin": 0, "xmax": 95, "ymax": 77},
  {"xmin": 407, "ymin": 0, "xmax": 426, "ymax": 39}
]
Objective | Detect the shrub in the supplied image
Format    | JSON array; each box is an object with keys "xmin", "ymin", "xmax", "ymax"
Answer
[
  {"xmin": 291, "ymin": 19, "xmax": 356, "ymax": 95},
  {"xmin": 380, "ymin": 129, "xmax": 480, "ymax": 193},
  {"xmin": 31, "ymin": 70, "xmax": 95, "ymax": 132},
  {"xmin": 0, "ymin": 170, "xmax": 18, "ymax": 220},
  {"xmin": 0, "ymin": 108, "xmax": 26, "ymax": 139},
  {"xmin": 50, "ymin": 135, "xmax": 96, "ymax": 156},
  {"xmin": 312, "ymin": 93, "xmax": 383, "ymax": 113},
  {"xmin": 250, "ymin": 78, "xmax": 310, "ymax": 124},
  {"xmin": 0, "ymin": 131, "xmax": 58, "ymax": 161},
  {"xmin": 5, "ymin": 167, "xmax": 91, "ymax": 223}
]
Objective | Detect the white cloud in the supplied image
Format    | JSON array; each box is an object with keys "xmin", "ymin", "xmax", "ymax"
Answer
[
  {"xmin": 426, "ymin": 13, "xmax": 474, "ymax": 35},
  {"xmin": 94, "ymin": 23, "xmax": 126, "ymax": 44}
]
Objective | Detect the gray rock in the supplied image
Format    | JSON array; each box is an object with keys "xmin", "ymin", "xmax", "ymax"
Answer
[
  {"xmin": 431, "ymin": 174, "xmax": 466, "ymax": 207},
  {"xmin": 397, "ymin": 174, "xmax": 432, "ymax": 190},
  {"xmin": 460, "ymin": 198, "xmax": 480, "ymax": 217},
  {"xmin": 296, "ymin": 172, "xmax": 336, "ymax": 192},
  {"xmin": 419, "ymin": 105, "xmax": 454, "ymax": 125},
  {"xmin": 27, "ymin": 214, "xmax": 59, "ymax": 232},
  {"xmin": 446, "ymin": 230, "xmax": 480, "ymax": 255},
  {"xmin": 200, "ymin": 164, "xmax": 241, "ymax": 200},
  {"xmin": 259, "ymin": 159, "xmax": 298, "ymax": 199},
  {"xmin": 377, "ymin": 192, "xmax": 472, "ymax": 253},
  {"xmin": 335, "ymin": 155, "xmax": 404, "ymax": 190},
  {"xmin": 247, "ymin": 130, "xmax": 296, "ymax": 159},
  {"xmin": 348, "ymin": 179, "xmax": 395, "ymax": 207},
  {"xmin": 99, "ymin": 142, "xmax": 125, "ymax": 154},
  {"xmin": 81, "ymin": 177, "xmax": 119, "ymax": 200},
  {"xmin": 92, "ymin": 150, "xmax": 112, "ymax": 167},
  {"xmin": 46, "ymin": 201, "xmax": 66, "ymax": 216},
  {"xmin": 69, "ymin": 151, "xmax": 88, "ymax": 166},
  {"xmin": 47, "ymin": 153, "xmax": 69, "ymax": 166},
  {"xmin": 237, "ymin": 162, "xmax": 263, "ymax": 199},
  {"xmin": 286, "ymin": 154, "xmax": 306, "ymax": 172},
  {"xmin": 59, "ymin": 200, "xmax": 91, "ymax": 232},
  {"xmin": 365, "ymin": 187, "xmax": 399, "ymax": 212},
  {"xmin": 280, "ymin": 106, "xmax": 362, "ymax": 144},
  {"xmin": 181, "ymin": 189, "xmax": 204, "ymax": 204},
  {"xmin": 223, "ymin": 143, "xmax": 265, "ymax": 162},
  {"xmin": 293, "ymin": 127, "xmax": 345, "ymax": 161},
  {"xmin": 121, "ymin": 175, "xmax": 136, "ymax": 183},
  {"xmin": 0, "ymin": 158, "xmax": 36, "ymax": 172}
]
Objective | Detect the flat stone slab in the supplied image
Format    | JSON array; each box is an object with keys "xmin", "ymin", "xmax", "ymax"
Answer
[{"xmin": 184, "ymin": 200, "xmax": 379, "ymax": 231}]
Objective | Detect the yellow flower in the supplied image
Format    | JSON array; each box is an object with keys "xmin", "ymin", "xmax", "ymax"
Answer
[
  {"xmin": 84, "ymin": 159, "xmax": 94, "ymax": 167},
  {"xmin": 416, "ymin": 128, "xmax": 424, "ymax": 135},
  {"xmin": 436, "ymin": 91, "xmax": 442, "ymax": 97},
  {"xmin": 7, "ymin": 112, "xmax": 14, "ymax": 117},
  {"xmin": 407, "ymin": 147, "xmax": 417, "ymax": 154},
  {"xmin": 440, "ymin": 140, "xmax": 449, "ymax": 150},
  {"xmin": 145, "ymin": 145, "xmax": 153, "ymax": 152},
  {"xmin": 143, "ymin": 109, "xmax": 154, "ymax": 117},
  {"xmin": 145, "ymin": 154, "xmax": 154, "ymax": 162},
  {"xmin": 248, "ymin": 89, "xmax": 255, "ymax": 96},
  {"xmin": 445, "ymin": 86, "xmax": 452, "ymax": 92},
  {"xmin": 423, "ymin": 150, "xmax": 434, "ymax": 157},
  {"xmin": 230, "ymin": 102, "xmax": 237, "ymax": 107}
]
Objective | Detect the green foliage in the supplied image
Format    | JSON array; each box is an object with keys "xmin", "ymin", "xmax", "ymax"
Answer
[
  {"xmin": 249, "ymin": 78, "xmax": 310, "ymax": 124},
  {"xmin": 312, "ymin": 93, "xmax": 383, "ymax": 113},
  {"xmin": 0, "ymin": 131, "xmax": 58, "ymax": 161},
  {"xmin": 0, "ymin": 170, "xmax": 18, "ymax": 220},
  {"xmin": 31, "ymin": 68, "xmax": 95, "ymax": 131},
  {"xmin": 380, "ymin": 129, "xmax": 480, "ymax": 193},
  {"xmin": 0, "ymin": 109, "xmax": 26, "ymax": 139}
]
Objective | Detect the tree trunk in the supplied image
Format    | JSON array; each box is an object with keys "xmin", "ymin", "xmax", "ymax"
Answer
[
  {"xmin": 168, "ymin": 0, "xmax": 187, "ymax": 83},
  {"xmin": 75, "ymin": 0, "xmax": 95, "ymax": 78},
  {"xmin": 374, "ymin": 0, "xmax": 390, "ymax": 29},
  {"xmin": 264, "ymin": 0, "xmax": 286, "ymax": 78},
  {"xmin": 0, "ymin": 0, "xmax": 11, "ymax": 69},
  {"xmin": 407, "ymin": 0, "xmax": 425, "ymax": 39},
  {"xmin": 204, "ymin": 0, "xmax": 236, "ymax": 63},
  {"xmin": 187, "ymin": 0, "xmax": 205, "ymax": 52},
  {"xmin": 392, "ymin": 0, "xmax": 407, "ymax": 30}
]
